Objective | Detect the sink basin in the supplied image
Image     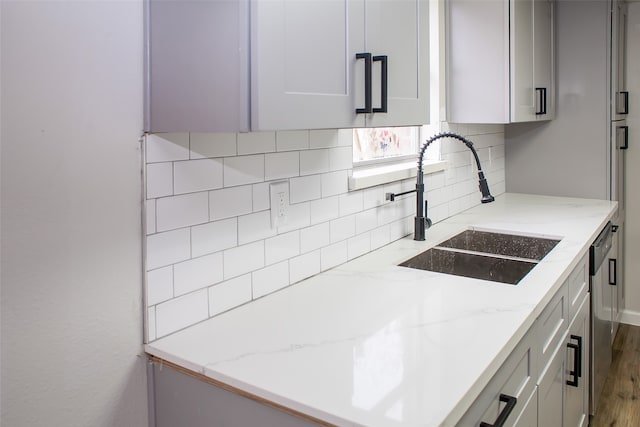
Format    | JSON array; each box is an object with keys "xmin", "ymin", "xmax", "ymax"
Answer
[
  {"xmin": 399, "ymin": 229, "xmax": 561, "ymax": 285},
  {"xmin": 436, "ymin": 229, "xmax": 560, "ymax": 261}
]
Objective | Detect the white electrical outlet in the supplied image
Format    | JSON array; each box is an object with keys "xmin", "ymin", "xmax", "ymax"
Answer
[{"xmin": 269, "ymin": 181, "xmax": 289, "ymax": 228}]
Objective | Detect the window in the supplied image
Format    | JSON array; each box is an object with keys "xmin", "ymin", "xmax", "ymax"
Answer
[{"xmin": 353, "ymin": 127, "xmax": 419, "ymax": 166}]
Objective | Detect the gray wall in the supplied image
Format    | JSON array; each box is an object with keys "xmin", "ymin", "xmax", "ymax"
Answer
[{"xmin": 1, "ymin": 1, "xmax": 148, "ymax": 426}]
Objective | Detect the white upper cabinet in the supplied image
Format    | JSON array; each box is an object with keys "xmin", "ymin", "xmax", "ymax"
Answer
[
  {"xmin": 145, "ymin": 0, "xmax": 251, "ymax": 133},
  {"xmin": 252, "ymin": 0, "xmax": 429, "ymax": 130},
  {"xmin": 145, "ymin": 0, "xmax": 429, "ymax": 133},
  {"xmin": 446, "ymin": 0, "xmax": 555, "ymax": 124}
]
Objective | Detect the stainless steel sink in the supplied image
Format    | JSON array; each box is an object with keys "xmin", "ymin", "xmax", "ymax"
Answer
[
  {"xmin": 399, "ymin": 229, "xmax": 561, "ymax": 285},
  {"xmin": 437, "ymin": 229, "xmax": 560, "ymax": 261}
]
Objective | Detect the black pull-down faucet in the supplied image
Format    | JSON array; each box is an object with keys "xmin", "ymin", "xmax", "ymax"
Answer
[{"xmin": 385, "ymin": 132, "xmax": 495, "ymax": 241}]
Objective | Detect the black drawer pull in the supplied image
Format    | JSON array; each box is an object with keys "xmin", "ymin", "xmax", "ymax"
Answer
[
  {"xmin": 536, "ymin": 87, "xmax": 547, "ymax": 115},
  {"xmin": 609, "ymin": 258, "xmax": 617, "ymax": 286},
  {"xmin": 356, "ymin": 52, "xmax": 372, "ymax": 114},
  {"xmin": 480, "ymin": 394, "xmax": 517, "ymax": 427},
  {"xmin": 566, "ymin": 334, "xmax": 583, "ymax": 387},
  {"xmin": 617, "ymin": 91, "xmax": 629, "ymax": 115},
  {"xmin": 618, "ymin": 125, "xmax": 629, "ymax": 150},
  {"xmin": 372, "ymin": 55, "xmax": 388, "ymax": 113}
]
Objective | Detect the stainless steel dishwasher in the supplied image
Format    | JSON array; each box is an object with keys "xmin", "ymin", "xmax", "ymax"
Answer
[{"xmin": 589, "ymin": 221, "xmax": 614, "ymax": 415}]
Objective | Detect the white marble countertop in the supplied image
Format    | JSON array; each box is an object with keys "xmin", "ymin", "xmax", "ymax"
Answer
[{"xmin": 145, "ymin": 193, "xmax": 617, "ymax": 427}]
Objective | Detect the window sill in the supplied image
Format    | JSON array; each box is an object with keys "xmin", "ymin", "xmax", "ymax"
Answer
[{"xmin": 348, "ymin": 160, "xmax": 447, "ymax": 191}]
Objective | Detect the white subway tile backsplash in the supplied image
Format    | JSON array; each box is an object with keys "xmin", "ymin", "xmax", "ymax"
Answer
[
  {"xmin": 224, "ymin": 155, "xmax": 265, "ymax": 187},
  {"xmin": 146, "ymin": 162, "xmax": 173, "ymax": 198},
  {"xmin": 174, "ymin": 253, "xmax": 223, "ymax": 296},
  {"xmin": 265, "ymin": 231, "xmax": 300, "ymax": 265},
  {"xmin": 290, "ymin": 250, "xmax": 321, "ymax": 284},
  {"xmin": 290, "ymin": 175, "xmax": 321, "ymax": 204},
  {"xmin": 300, "ymin": 149, "xmax": 329, "ymax": 176},
  {"xmin": 321, "ymin": 170, "xmax": 348, "ymax": 197},
  {"xmin": 370, "ymin": 225, "xmax": 391, "ymax": 250},
  {"xmin": 147, "ymin": 228, "xmax": 191, "ymax": 270},
  {"xmin": 265, "ymin": 151, "xmax": 299, "ymax": 181},
  {"xmin": 310, "ymin": 196, "xmax": 339, "ymax": 225},
  {"xmin": 329, "ymin": 146, "xmax": 353, "ymax": 171},
  {"xmin": 348, "ymin": 233, "xmax": 371, "ymax": 260},
  {"xmin": 425, "ymin": 170, "xmax": 446, "ymax": 189},
  {"xmin": 309, "ymin": 129, "xmax": 340, "ymax": 148},
  {"xmin": 156, "ymin": 192, "xmax": 209, "ymax": 232},
  {"xmin": 223, "ymin": 241, "xmax": 265, "ymax": 280},
  {"xmin": 389, "ymin": 217, "xmax": 412, "ymax": 241},
  {"xmin": 208, "ymin": 275, "xmax": 252, "ymax": 316},
  {"xmin": 238, "ymin": 132, "xmax": 276, "ymax": 155},
  {"xmin": 320, "ymin": 241, "xmax": 348, "ymax": 271},
  {"xmin": 190, "ymin": 133, "xmax": 237, "ymax": 159},
  {"xmin": 145, "ymin": 124, "xmax": 506, "ymax": 341},
  {"xmin": 238, "ymin": 210, "xmax": 277, "ymax": 245},
  {"xmin": 300, "ymin": 223, "xmax": 331, "ymax": 254},
  {"xmin": 252, "ymin": 261, "xmax": 290, "ymax": 298},
  {"xmin": 355, "ymin": 209, "xmax": 378, "ymax": 234},
  {"xmin": 174, "ymin": 158, "xmax": 223, "ymax": 194},
  {"xmin": 191, "ymin": 218, "xmax": 238, "ymax": 258},
  {"xmin": 155, "ymin": 289, "xmax": 208, "ymax": 337},
  {"xmin": 147, "ymin": 266, "xmax": 173, "ymax": 306},
  {"xmin": 252, "ymin": 182, "xmax": 271, "ymax": 212},
  {"xmin": 210, "ymin": 185, "xmax": 253, "ymax": 221},
  {"xmin": 146, "ymin": 133, "xmax": 189, "ymax": 163},
  {"xmin": 363, "ymin": 186, "xmax": 384, "ymax": 210},
  {"xmin": 339, "ymin": 191, "xmax": 363, "ymax": 216},
  {"xmin": 330, "ymin": 215, "xmax": 356, "ymax": 243},
  {"xmin": 276, "ymin": 130, "xmax": 310, "ymax": 151},
  {"xmin": 146, "ymin": 199, "xmax": 156, "ymax": 235}
]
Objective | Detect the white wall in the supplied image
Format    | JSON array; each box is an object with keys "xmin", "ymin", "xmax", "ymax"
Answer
[
  {"xmin": 145, "ymin": 125, "xmax": 506, "ymax": 341},
  {"xmin": 623, "ymin": 1, "xmax": 640, "ymax": 324},
  {"xmin": 1, "ymin": 2, "xmax": 148, "ymax": 426}
]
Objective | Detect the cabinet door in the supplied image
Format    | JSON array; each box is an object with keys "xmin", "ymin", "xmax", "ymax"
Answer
[
  {"xmin": 514, "ymin": 388, "xmax": 538, "ymax": 427},
  {"xmin": 564, "ymin": 295, "xmax": 590, "ymax": 427},
  {"xmin": 446, "ymin": 0, "xmax": 511, "ymax": 123},
  {"xmin": 510, "ymin": 0, "xmax": 535, "ymax": 122},
  {"xmin": 538, "ymin": 332, "xmax": 566, "ymax": 427},
  {"xmin": 612, "ymin": 1, "xmax": 628, "ymax": 120},
  {"xmin": 146, "ymin": 0, "xmax": 250, "ymax": 132},
  {"xmin": 363, "ymin": 0, "xmax": 429, "ymax": 127},
  {"xmin": 251, "ymin": 0, "xmax": 365, "ymax": 130},
  {"xmin": 534, "ymin": 0, "xmax": 554, "ymax": 120}
]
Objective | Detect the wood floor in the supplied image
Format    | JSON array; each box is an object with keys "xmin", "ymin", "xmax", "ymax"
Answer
[{"xmin": 591, "ymin": 323, "xmax": 640, "ymax": 427}]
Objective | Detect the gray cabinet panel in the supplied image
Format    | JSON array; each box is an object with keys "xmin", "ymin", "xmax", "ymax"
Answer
[
  {"xmin": 145, "ymin": 0, "xmax": 250, "ymax": 133},
  {"xmin": 151, "ymin": 363, "xmax": 323, "ymax": 427}
]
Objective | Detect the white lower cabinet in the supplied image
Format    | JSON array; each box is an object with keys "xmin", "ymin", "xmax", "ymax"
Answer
[
  {"xmin": 513, "ymin": 388, "xmax": 538, "ymax": 427},
  {"xmin": 564, "ymin": 295, "xmax": 590, "ymax": 427},
  {"xmin": 461, "ymin": 253, "xmax": 589, "ymax": 427},
  {"xmin": 537, "ymin": 332, "xmax": 567, "ymax": 427},
  {"xmin": 457, "ymin": 327, "xmax": 538, "ymax": 426}
]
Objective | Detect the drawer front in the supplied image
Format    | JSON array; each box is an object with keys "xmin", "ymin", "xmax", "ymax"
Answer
[
  {"xmin": 536, "ymin": 280, "xmax": 569, "ymax": 378},
  {"xmin": 567, "ymin": 253, "xmax": 588, "ymax": 322},
  {"xmin": 458, "ymin": 329, "xmax": 538, "ymax": 427},
  {"xmin": 538, "ymin": 331, "xmax": 569, "ymax": 427}
]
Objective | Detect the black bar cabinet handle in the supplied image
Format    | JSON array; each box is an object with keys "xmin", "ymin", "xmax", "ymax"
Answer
[
  {"xmin": 618, "ymin": 91, "xmax": 629, "ymax": 115},
  {"xmin": 536, "ymin": 87, "xmax": 547, "ymax": 115},
  {"xmin": 619, "ymin": 125, "xmax": 629, "ymax": 150},
  {"xmin": 480, "ymin": 394, "xmax": 517, "ymax": 427},
  {"xmin": 609, "ymin": 258, "xmax": 617, "ymax": 286},
  {"xmin": 566, "ymin": 342, "xmax": 579, "ymax": 387},
  {"xmin": 356, "ymin": 53, "xmax": 372, "ymax": 114},
  {"xmin": 372, "ymin": 55, "xmax": 388, "ymax": 113}
]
